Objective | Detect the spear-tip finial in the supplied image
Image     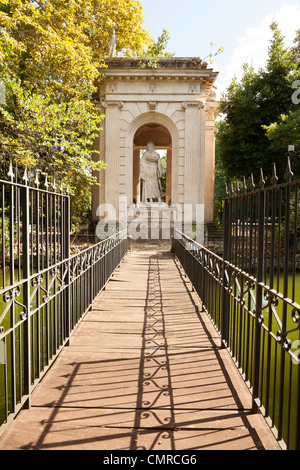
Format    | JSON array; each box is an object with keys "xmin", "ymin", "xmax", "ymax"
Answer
[
  {"xmin": 22, "ymin": 167, "xmax": 29, "ymax": 186},
  {"xmin": 8, "ymin": 160, "xmax": 15, "ymax": 181},
  {"xmin": 271, "ymin": 163, "xmax": 278, "ymax": 186},
  {"xmin": 44, "ymin": 174, "xmax": 49, "ymax": 190},
  {"xmin": 250, "ymin": 173, "xmax": 255, "ymax": 191},
  {"xmin": 259, "ymin": 168, "xmax": 265, "ymax": 189},
  {"xmin": 284, "ymin": 156, "xmax": 294, "ymax": 183},
  {"xmin": 34, "ymin": 170, "xmax": 40, "ymax": 188}
]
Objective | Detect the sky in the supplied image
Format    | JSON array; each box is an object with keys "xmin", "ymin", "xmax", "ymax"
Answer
[{"xmin": 140, "ymin": 0, "xmax": 300, "ymax": 97}]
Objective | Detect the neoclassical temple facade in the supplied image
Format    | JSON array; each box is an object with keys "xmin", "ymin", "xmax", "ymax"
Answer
[{"xmin": 92, "ymin": 57, "xmax": 219, "ymax": 229}]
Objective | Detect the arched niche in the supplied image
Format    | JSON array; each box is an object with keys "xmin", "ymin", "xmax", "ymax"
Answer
[
  {"xmin": 125, "ymin": 113, "xmax": 179, "ymax": 207},
  {"xmin": 133, "ymin": 123, "xmax": 172, "ymax": 205}
]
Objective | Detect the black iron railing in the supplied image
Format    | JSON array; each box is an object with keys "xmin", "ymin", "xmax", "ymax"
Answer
[
  {"xmin": 173, "ymin": 158, "xmax": 300, "ymax": 451},
  {"xmin": 0, "ymin": 163, "xmax": 127, "ymax": 433}
]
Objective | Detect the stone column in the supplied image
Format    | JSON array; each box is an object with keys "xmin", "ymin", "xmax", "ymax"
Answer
[
  {"xmin": 102, "ymin": 101, "xmax": 123, "ymax": 219},
  {"xmin": 166, "ymin": 148, "xmax": 172, "ymax": 206},
  {"xmin": 182, "ymin": 101, "xmax": 205, "ymax": 221},
  {"xmin": 92, "ymin": 127, "xmax": 101, "ymax": 222},
  {"xmin": 92, "ymin": 103, "xmax": 104, "ymax": 223},
  {"xmin": 133, "ymin": 148, "xmax": 140, "ymax": 204},
  {"xmin": 204, "ymin": 104, "xmax": 218, "ymax": 223},
  {"xmin": 205, "ymin": 125, "xmax": 217, "ymax": 224}
]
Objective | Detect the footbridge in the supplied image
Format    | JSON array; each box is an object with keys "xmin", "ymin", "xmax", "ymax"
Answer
[
  {"xmin": 1, "ymin": 161, "xmax": 300, "ymax": 451},
  {"xmin": 0, "ymin": 243, "xmax": 280, "ymax": 451}
]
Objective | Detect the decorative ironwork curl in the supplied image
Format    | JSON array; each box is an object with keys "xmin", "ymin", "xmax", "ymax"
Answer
[
  {"xmin": 292, "ymin": 308, "xmax": 300, "ymax": 324},
  {"xmin": 3, "ymin": 286, "xmax": 21, "ymax": 303}
]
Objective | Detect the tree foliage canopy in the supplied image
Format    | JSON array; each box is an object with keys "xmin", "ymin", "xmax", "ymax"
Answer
[
  {"xmin": 0, "ymin": 0, "xmax": 152, "ymax": 98},
  {"xmin": 218, "ymin": 21, "xmax": 299, "ymax": 181},
  {"xmin": 0, "ymin": 0, "xmax": 164, "ymax": 219}
]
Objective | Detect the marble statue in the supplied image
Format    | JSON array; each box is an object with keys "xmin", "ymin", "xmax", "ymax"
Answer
[
  {"xmin": 108, "ymin": 28, "xmax": 117, "ymax": 57},
  {"xmin": 140, "ymin": 142, "xmax": 162, "ymax": 202}
]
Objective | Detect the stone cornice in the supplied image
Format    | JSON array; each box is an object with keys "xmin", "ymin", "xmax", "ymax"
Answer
[
  {"xmin": 102, "ymin": 57, "xmax": 212, "ymax": 71},
  {"xmin": 101, "ymin": 71, "xmax": 217, "ymax": 83},
  {"xmin": 99, "ymin": 57, "xmax": 218, "ymax": 85}
]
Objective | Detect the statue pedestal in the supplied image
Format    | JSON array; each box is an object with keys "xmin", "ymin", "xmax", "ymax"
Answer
[{"xmin": 127, "ymin": 203, "xmax": 180, "ymax": 242}]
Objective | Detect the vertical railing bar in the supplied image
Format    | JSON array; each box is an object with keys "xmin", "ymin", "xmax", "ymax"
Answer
[
  {"xmin": 221, "ymin": 195, "xmax": 231, "ymax": 347},
  {"xmin": 22, "ymin": 178, "xmax": 31, "ymax": 409},
  {"xmin": 286, "ymin": 356, "xmax": 293, "ymax": 450},
  {"xmin": 53, "ymin": 192, "xmax": 57, "ymax": 353},
  {"xmin": 240, "ymin": 193, "xmax": 246, "ymax": 370},
  {"xmin": 18, "ymin": 323, "xmax": 22, "ymax": 405},
  {"xmin": 17, "ymin": 184, "xmax": 21, "ymax": 282},
  {"xmin": 36, "ymin": 186, "xmax": 40, "ymax": 380},
  {"xmin": 233, "ymin": 197, "xmax": 238, "ymax": 358},
  {"xmin": 4, "ymin": 337, "xmax": 8, "ymax": 422},
  {"xmin": 252, "ymin": 177, "xmax": 265, "ymax": 411},
  {"xmin": 30, "ymin": 190, "xmax": 34, "ymax": 276},
  {"xmin": 45, "ymin": 187, "xmax": 50, "ymax": 365},
  {"xmin": 259, "ymin": 317, "xmax": 266, "ymax": 406},
  {"xmin": 292, "ymin": 184, "xmax": 297, "ymax": 302},
  {"xmin": 272, "ymin": 341, "xmax": 278, "ymax": 428},
  {"xmin": 49, "ymin": 193, "xmax": 52, "ymax": 268},
  {"xmin": 266, "ymin": 184, "xmax": 277, "ymax": 418},
  {"xmin": 264, "ymin": 191, "xmax": 269, "ymax": 286},
  {"xmin": 40, "ymin": 191, "xmax": 45, "ymax": 371},
  {"xmin": 2, "ymin": 185, "xmax": 6, "ymax": 290},
  {"xmin": 296, "ymin": 339, "xmax": 300, "ymax": 450},
  {"xmin": 245, "ymin": 193, "xmax": 252, "ymax": 381},
  {"xmin": 237, "ymin": 194, "xmax": 244, "ymax": 367},
  {"xmin": 58, "ymin": 195, "xmax": 62, "ymax": 345},
  {"xmin": 29, "ymin": 189, "xmax": 35, "ymax": 383},
  {"xmin": 276, "ymin": 190, "xmax": 282, "ymax": 293},
  {"xmin": 278, "ymin": 175, "xmax": 292, "ymax": 442},
  {"xmin": 9, "ymin": 180, "xmax": 16, "ymax": 414}
]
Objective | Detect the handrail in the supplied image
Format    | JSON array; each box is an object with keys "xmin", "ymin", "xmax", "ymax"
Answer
[
  {"xmin": 173, "ymin": 165, "xmax": 300, "ymax": 450},
  {"xmin": 0, "ymin": 169, "xmax": 128, "ymax": 433}
]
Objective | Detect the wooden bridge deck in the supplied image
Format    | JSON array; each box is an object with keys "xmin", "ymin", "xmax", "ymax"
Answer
[{"xmin": 0, "ymin": 250, "xmax": 280, "ymax": 451}]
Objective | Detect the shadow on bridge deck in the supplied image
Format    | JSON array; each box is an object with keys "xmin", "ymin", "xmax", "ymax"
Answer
[{"xmin": 0, "ymin": 251, "xmax": 280, "ymax": 451}]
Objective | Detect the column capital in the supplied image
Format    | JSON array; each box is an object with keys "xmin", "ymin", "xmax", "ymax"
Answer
[
  {"xmin": 206, "ymin": 123, "xmax": 219, "ymax": 135},
  {"xmin": 205, "ymin": 103, "xmax": 219, "ymax": 121},
  {"xmin": 182, "ymin": 101, "xmax": 204, "ymax": 110},
  {"xmin": 101, "ymin": 100, "xmax": 124, "ymax": 109}
]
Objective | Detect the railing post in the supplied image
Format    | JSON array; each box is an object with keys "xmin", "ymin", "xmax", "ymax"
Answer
[
  {"xmin": 63, "ymin": 193, "xmax": 71, "ymax": 343},
  {"xmin": 252, "ymin": 170, "xmax": 265, "ymax": 412},
  {"xmin": 278, "ymin": 159, "xmax": 293, "ymax": 442},
  {"xmin": 221, "ymin": 192, "xmax": 231, "ymax": 347},
  {"xmin": 22, "ymin": 173, "xmax": 31, "ymax": 409}
]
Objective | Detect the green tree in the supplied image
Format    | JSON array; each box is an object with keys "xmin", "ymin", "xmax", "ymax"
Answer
[
  {"xmin": 263, "ymin": 109, "xmax": 300, "ymax": 178},
  {"xmin": 0, "ymin": 0, "xmax": 152, "ymax": 100},
  {"xmin": 219, "ymin": 21, "xmax": 297, "ymax": 181},
  {"xmin": 0, "ymin": 0, "xmax": 157, "ymax": 223},
  {"xmin": 292, "ymin": 28, "xmax": 300, "ymax": 69},
  {"xmin": 146, "ymin": 29, "xmax": 174, "ymax": 57},
  {"xmin": 214, "ymin": 120, "xmax": 228, "ymax": 226}
]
